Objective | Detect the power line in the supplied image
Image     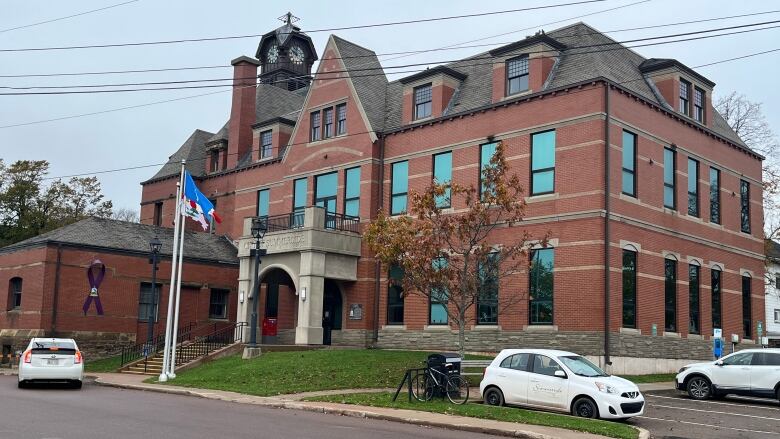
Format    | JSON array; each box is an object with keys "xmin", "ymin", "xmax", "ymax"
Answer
[
  {"xmin": 0, "ymin": 0, "xmax": 607, "ymax": 53},
  {"xmin": 0, "ymin": 0, "xmax": 140, "ymax": 33}
]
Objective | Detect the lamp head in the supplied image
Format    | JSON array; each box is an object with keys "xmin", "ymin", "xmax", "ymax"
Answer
[
  {"xmin": 251, "ymin": 217, "xmax": 268, "ymax": 239},
  {"xmin": 149, "ymin": 236, "xmax": 162, "ymax": 254}
]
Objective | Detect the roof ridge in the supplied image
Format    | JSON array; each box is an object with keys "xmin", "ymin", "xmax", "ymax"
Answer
[{"xmin": 331, "ymin": 34, "xmax": 378, "ymax": 55}]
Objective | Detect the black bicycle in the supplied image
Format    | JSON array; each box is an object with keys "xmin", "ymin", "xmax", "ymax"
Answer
[{"xmin": 411, "ymin": 362, "xmax": 469, "ymax": 404}]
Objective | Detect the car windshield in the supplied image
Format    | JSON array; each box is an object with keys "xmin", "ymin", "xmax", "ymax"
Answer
[
  {"xmin": 558, "ymin": 355, "xmax": 608, "ymax": 377},
  {"xmin": 31, "ymin": 340, "xmax": 76, "ymax": 354}
]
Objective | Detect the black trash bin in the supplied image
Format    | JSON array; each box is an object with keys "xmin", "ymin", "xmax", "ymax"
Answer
[{"xmin": 427, "ymin": 352, "xmax": 461, "ymax": 376}]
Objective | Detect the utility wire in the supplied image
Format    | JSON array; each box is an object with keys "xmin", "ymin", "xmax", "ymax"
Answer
[{"xmin": 0, "ymin": 0, "xmax": 139, "ymax": 33}]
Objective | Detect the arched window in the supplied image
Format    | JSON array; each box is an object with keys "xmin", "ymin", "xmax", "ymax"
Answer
[
  {"xmin": 711, "ymin": 266, "xmax": 722, "ymax": 330},
  {"xmin": 621, "ymin": 246, "xmax": 638, "ymax": 329},
  {"xmin": 8, "ymin": 277, "xmax": 22, "ymax": 310}
]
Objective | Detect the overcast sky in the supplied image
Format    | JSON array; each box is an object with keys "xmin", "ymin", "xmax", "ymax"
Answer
[{"xmin": 2, "ymin": 0, "xmax": 778, "ymax": 213}]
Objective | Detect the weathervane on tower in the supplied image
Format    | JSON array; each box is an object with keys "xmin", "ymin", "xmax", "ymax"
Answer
[{"xmin": 278, "ymin": 11, "xmax": 299, "ymax": 26}]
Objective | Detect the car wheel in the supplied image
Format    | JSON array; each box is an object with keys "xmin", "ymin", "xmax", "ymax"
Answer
[
  {"xmin": 687, "ymin": 376, "xmax": 711, "ymax": 400},
  {"xmin": 484, "ymin": 387, "xmax": 504, "ymax": 406},
  {"xmin": 17, "ymin": 380, "xmax": 26, "ymax": 389},
  {"xmin": 71, "ymin": 380, "xmax": 83, "ymax": 390},
  {"xmin": 572, "ymin": 397, "xmax": 599, "ymax": 419}
]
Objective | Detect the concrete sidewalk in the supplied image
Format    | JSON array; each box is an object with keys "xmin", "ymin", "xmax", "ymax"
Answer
[{"xmin": 90, "ymin": 373, "xmax": 647, "ymax": 439}]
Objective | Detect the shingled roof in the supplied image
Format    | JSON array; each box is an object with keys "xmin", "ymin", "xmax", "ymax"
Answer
[
  {"xmin": 768, "ymin": 240, "xmax": 780, "ymax": 263},
  {"xmin": 0, "ymin": 217, "xmax": 238, "ymax": 264},
  {"xmin": 145, "ymin": 129, "xmax": 213, "ymax": 183},
  {"xmin": 332, "ymin": 36, "xmax": 388, "ymax": 133}
]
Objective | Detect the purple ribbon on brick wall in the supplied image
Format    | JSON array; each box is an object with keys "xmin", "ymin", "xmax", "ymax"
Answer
[{"xmin": 82, "ymin": 259, "xmax": 105, "ymax": 316}]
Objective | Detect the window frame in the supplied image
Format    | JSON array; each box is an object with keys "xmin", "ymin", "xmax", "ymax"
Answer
[
  {"xmin": 432, "ymin": 151, "xmax": 453, "ymax": 209},
  {"xmin": 709, "ymin": 167, "xmax": 720, "ymax": 224},
  {"xmin": 387, "ymin": 265, "xmax": 405, "ymax": 325},
  {"xmin": 688, "ymin": 263, "xmax": 701, "ymax": 334},
  {"xmin": 479, "ymin": 142, "xmax": 498, "ymax": 201},
  {"xmin": 740, "ymin": 179, "xmax": 751, "ymax": 233},
  {"xmin": 138, "ymin": 282, "xmax": 162, "ymax": 323},
  {"xmin": 679, "ymin": 79, "xmax": 691, "ymax": 116},
  {"xmin": 476, "ymin": 252, "xmax": 500, "ymax": 325},
  {"xmin": 663, "ymin": 147, "xmax": 677, "ymax": 210},
  {"xmin": 336, "ymin": 103, "xmax": 347, "ymax": 135},
  {"xmin": 693, "ymin": 87, "xmax": 705, "ymax": 123},
  {"xmin": 256, "ymin": 188, "xmax": 270, "ymax": 218},
  {"xmin": 664, "ymin": 258, "xmax": 678, "ymax": 332},
  {"xmin": 8, "ymin": 277, "xmax": 22, "ymax": 310},
  {"xmin": 292, "ymin": 177, "xmax": 307, "ymax": 227},
  {"xmin": 153, "ymin": 202, "xmax": 163, "ymax": 227},
  {"xmin": 413, "ymin": 83, "xmax": 433, "ymax": 120},
  {"xmin": 323, "ymin": 107, "xmax": 334, "ymax": 139},
  {"xmin": 529, "ymin": 247, "xmax": 555, "ymax": 325},
  {"xmin": 774, "ymin": 308, "xmax": 780, "ymax": 324},
  {"xmin": 506, "ymin": 55, "xmax": 529, "ymax": 96},
  {"xmin": 390, "ymin": 161, "xmax": 409, "ymax": 215},
  {"xmin": 711, "ymin": 268, "xmax": 722, "ymax": 330},
  {"xmin": 687, "ymin": 157, "xmax": 699, "ymax": 217},
  {"xmin": 260, "ymin": 129, "xmax": 273, "ymax": 159},
  {"xmin": 210, "ymin": 149, "xmax": 220, "ymax": 172},
  {"xmin": 530, "ymin": 130, "xmax": 556, "ymax": 196},
  {"xmin": 621, "ymin": 130, "xmax": 637, "ymax": 197},
  {"xmin": 343, "ymin": 166, "xmax": 361, "ymax": 218},
  {"xmin": 622, "ymin": 249, "xmax": 637, "ymax": 329},
  {"xmin": 742, "ymin": 274, "xmax": 752, "ymax": 338},
  {"xmin": 310, "ymin": 111, "xmax": 321, "ymax": 142},
  {"xmin": 208, "ymin": 288, "xmax": 229, "ymax": 320},
  {"xmin": 429, "ymin": 257, "xmax": 449, "ymax": 325}
]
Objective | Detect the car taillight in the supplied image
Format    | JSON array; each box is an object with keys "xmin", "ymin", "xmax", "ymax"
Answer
[
  {"xmin": 23, "ymin": 350, "xmax": 31, "ymax": 363},
  {"xmin": 74, "ymin": 351, "xmax": 82, "ymax": 364}
]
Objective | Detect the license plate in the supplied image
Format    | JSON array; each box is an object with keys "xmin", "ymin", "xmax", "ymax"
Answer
[{"xmin": 47, "ymin": 359, "xmax": 58, "ymax": 366}]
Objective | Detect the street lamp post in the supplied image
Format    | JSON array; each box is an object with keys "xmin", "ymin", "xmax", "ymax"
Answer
[
  {"xmin": 147, "ymin": 237, "xmax": 163, "ymax": 352},
  {"xmin": 247, "ymin": 217, "xmax": 268, "ymax": 348}
]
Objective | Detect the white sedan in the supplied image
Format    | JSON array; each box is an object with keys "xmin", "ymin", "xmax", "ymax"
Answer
[
  {"xmin": 18, "ymin": 338, "xmax": 84, "ymax": 389},
  {"xmin": 676, "ymin": 348, "xmax": 780, "ymax": 401},
  {"xmin": 480, "ymin": 349, "xmax": 644, "ymax": 419}
]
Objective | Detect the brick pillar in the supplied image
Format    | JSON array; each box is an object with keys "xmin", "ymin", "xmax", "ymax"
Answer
[{"xmin": 227, "ymin": 56, "xmax": 260, "ymax": 169}]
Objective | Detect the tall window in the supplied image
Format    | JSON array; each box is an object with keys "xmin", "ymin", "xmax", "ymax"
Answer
[
  {"xmin": 138, "ymin": 282, "xmax": 161, "ymax": 322},
  {"xmin": 622, "ymin": 131, "xmax": 637, "ymax": 197},
  {"xmin": 413, "ymin": 84, "xmax": 432, "ymax": 120},
  {"xmin": 506, "ymin": 56, "xmax": 529, "ymax": 95},
  {"xmin": 479, "ymin": 142, "xmax": 498, "ymax": 200},
  {"xmin": 336, "ymin": 103, "xmax": 347, "ymax": 135},
  {"xmin": 344, "ymin": 167, "xmax": 361, "ymax": 218},
  {"xmin": 390, "ymin": 161, "xmax": 408, "ymax": 215},
  {"xmin": 153, "ymin": 202, "xmax": 163, "ymax": 227},
  {"xmin": 622, "ymin": 249, "xmax": 637, "ymax": 328},
  {"xmin": 742, "ymin": 275, "xmax": 752, "ymax": 338},
  {"xmin": 8, "ymin": 277, "xmax": 22, "ymax": 310},
  {"xmin": 531, "ymin": 130, "xmax": 556, "ymax": 196},
  {"xmin": 477, "ymin": 253, "xmax": 499, "ymax": 325},
  {"xmin": 260, "ymin": 130, "xmax": 273, "ymax": 159},
  {"xmin": 433, "ymin": 151, "xmax": 452, "ymax": 208},
  {"xmin": 210, "ymin": 149, "xmax": 220, "ymax": 172},
  {"xmin": 694, "ymin": 87, "xmax": 705, "ymax": 122},
  {"xmin": 256, "ymin": 189, "xmax": 269, "ymax": 218},
  {"xmin": 430, "ymin": 257, "xmax": 448, "ymax": 325},
  {"xmin": 208, "ymin": 289, "xmax": 229, "ymax": 319},
  {"xmin": 711, "ymin": 268, "xmax": 722, "ymax": 329},
  {"xmin": 688, "ymin": 263, "xmax": 700, "ymax": 334},
  {"xmin": 740, "ymin": 180, "xmax": 751, "ymax": 233},
  {"xmin": 663, "ymin": 148, "xmax": 676, "ymax": 209},
  {"xmin": 387, "ymin": 265, "xmax": 404, "ymax": 324},
  {"xmin": 315, "ymin": 172, "xmax": 338, "ymax": 228},
  {"xmin": 687, "ymin": 158, "xmax": 699, "ymax": 217},
  {"xmin": 323, "ymin": 107, "xmax": 334, "ymax": 139},
  {"xmin": 664, "ymin": 258, "xmax": 677, "ymax": 332},
  {"xmin": 310, "ymin": 111, "xmax": 321, "ymax": 141},
  {"xmin": 293, "ymin": 177, "xmax": 307, "ymax": 227},
  {"xmin": 679, "ymin": 79, "xmax": 691, "ymax": 116},
  {"xmin": 709, "ymin": 167, "xmax": 720, "ymax": 224},
  {"xmin": 529, "ymin": 248, "xmax": 555, "ymax": 325}
]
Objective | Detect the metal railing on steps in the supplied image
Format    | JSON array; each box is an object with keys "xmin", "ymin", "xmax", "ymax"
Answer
[
  {"xmin": 173, "ymin": 322, "xmax": 246, "ymax": 368},
  {"xmin": 120, "ymin": 322, "xmax": 196, "ymax": 370}
]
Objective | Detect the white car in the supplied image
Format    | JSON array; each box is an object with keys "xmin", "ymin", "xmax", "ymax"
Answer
[
  {"xmin": 675, "ymin": 348, "xmax": 780, "ymax": 401},
  {"xmin": 480, "ymin": 349, "xmax": 644, "ymax": 419},
  {"xmin": 18, "ymin": 338, "xmax": 84, "ymax": 389}
]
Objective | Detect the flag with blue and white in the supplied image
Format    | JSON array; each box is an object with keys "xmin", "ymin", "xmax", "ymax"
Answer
[{"xmin": 180, "ymin": 171, "xmax": 222, "ymax": 230}]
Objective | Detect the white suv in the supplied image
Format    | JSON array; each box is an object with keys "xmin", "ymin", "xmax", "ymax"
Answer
[
  {"xmin": 480, "ymin": 349, "xmax": 644, "ymax": 419},
  {"xmin": 676, "ymin": 348, "xmax": 780, "ymax": 401},
  {"xmin": 18, "ymin": 338, "xmax": 84, "ymax": 389}
]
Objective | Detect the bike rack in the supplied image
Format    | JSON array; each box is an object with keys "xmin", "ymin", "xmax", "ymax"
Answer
[{"xmin": 392, "ymin": 367, "xmax": 427, "ymax": 402}]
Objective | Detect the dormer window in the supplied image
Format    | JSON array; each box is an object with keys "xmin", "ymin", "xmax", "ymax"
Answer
[
  {"xmin": 506, "ymin": 56, "xmax": 529, "ymax": 96},
  {"xmin": 310, "ymin": 111, "xmax": 321, "ymax": 141},
  {"xmin": 414, "ymin": 84, "xmax": 432, "ymax": 120},
  {"xmin": 679, "ymin": 79, "xmax": 691, "ymax": 116},
  {"xmin": 260, "ymin": 130, "xmax": 272, "ymax": 159},
  {"xmin": 694, "ymin": 87, "xmax": 705, "ymax": 123},
  {"xmin": 210, "ymin": 150, "xmax": 220, "ymax": 172}
]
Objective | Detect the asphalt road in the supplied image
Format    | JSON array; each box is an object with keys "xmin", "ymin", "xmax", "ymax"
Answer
[
  {"xmin": 0, "ymin": 376, "xmax": 500, "ymax": 439},
  {"xmin": 635, "ymin": 389, "xmax": 780, "ymax": 439}
]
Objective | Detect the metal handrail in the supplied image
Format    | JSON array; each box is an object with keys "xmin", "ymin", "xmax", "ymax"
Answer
[
  {"xmin": 173, "ymin": 322, "xmax": 247, "ymax": 368},
  {"xmin": 324, "ymin": 211, "xmax": 360, "ymax": 233},
  {"xmin": 120, "ymin": 321, "xmax": 196, "ymax": 367},
  {"xmin": 258, "ymin": 209, "xmax": 359, "ymax": 234}
]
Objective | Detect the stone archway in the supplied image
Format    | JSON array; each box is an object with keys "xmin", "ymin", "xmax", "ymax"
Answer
[{"xmin": 257, "ymin": 266, "xmax": 297, "ymax": 344}]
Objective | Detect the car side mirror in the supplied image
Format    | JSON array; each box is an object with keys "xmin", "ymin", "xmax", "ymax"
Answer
[
  {"xmin": 715, "ymin": 360, "xmax": 724, "ymax": 366},
  {"xmin": 554, "ymin": 370, "xmax": 566, "ymax": 378}
]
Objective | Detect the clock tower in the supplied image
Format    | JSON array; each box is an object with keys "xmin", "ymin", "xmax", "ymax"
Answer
[{"xmin": 256, "ymin": 12, "xmax": 318, "ymax": 91}]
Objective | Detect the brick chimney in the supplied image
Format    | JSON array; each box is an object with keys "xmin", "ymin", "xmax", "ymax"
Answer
[{"xmin": 227, "ymin": 56, "xmax": 260, "ymax": 169}]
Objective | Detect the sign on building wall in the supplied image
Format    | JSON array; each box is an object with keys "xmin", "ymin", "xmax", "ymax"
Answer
[
  {"xmin": 82, "ymin": 259, "xmax": 106, "ymax": 316},
  {"xmin": 349, "ymin": 303, "xmax": 363, "ymax": 320}
]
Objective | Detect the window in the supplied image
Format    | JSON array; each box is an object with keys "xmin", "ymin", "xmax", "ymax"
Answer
[
  {"xmin": 622, "ymin": 131, "xmax": 637, "ymax": 197},
  {"xmin": 477, "ymin": 253, "xmax": 499, "ymax": 325},
  {"xmin": 260, "ymin": 130, "xmax": 273, "ymax": 159},
  {"xmin": 664, "ymin": 258, "xmax": 677, "ymax": 332},
  {"xmin": 664, "ymin": 148, "xmax": 676, "ymax": 209},
  {"xmin": 776, "ymin": 273, "xmax": 780, "ymax": 289},
  {"xmin": 429, "ymin": 257, "xmax": 448, "ymax": 325},
  {"xmin": 153, "ymin": 202, "xmax": 163, "ymax": 227},
  {"xmin": 433, "ymin": 152, "xmax": 452, "ymax": 208},
  {"xmin": 387, "ymin": 265, "xmax": 404, "ymax": 324},
  {"xmin": 499, "ymin": 353, "xmax": 530, "ymax": 370},
  {"xmin": 679, "ymin": 79, "xmax": 691, "ymax": 116},
  {"xmin": 689, "ymin": 263, "xmax": 700, "ymax": 334},
  {"xmin": 315, "ymin": 172, "xmax": 337, "ymax": 229},
  {"xmin": 709, "ymin": 167, "xmax": 720, "ymax": 224},
  {"xmin": 688, "ymin": 158, "xmax": 699, "ymax": 217},
  {"xmin": 257, "ymin": 189, "xmax": 269, "ymax": 218},
  {"xmin": 531, "ymin": 355, "xmax": 564, "ymax": 377},
  {"xmin": 138, "ymin": 282, "xmax": 161, "ymax": 322},
  {"xmin": 711, "ymin": 268, "xmax": 722, "ymax": 329},
  {"xmin": 531, "ymin": 130, "xmax": 556, "ymax": 196},
  {"xmin": 622, "ymin": 249, "xmax": 637, "ymax": 328},
  {"xmin": 761, "ymin": 352, "xmax": 780, "ymax": 366},
  {"xmin": 742, "ymin": 274, "xmax": 752, "ymax": 338},
  {"xmin": 774, "ymin": 309, "xmax": 780, "ymax": 323},
  {"xmin": 479, "ymin": 142, "xmax": 498, "ymax": 200},
  {"xmin": 336, "ymin": 103, "xmax": 347, "ymax": 135},
  {"xmin": 694, "ymin": 87, "xmax": 705, "ymax": 123},
  {"xmin": 740, "ymin": 180, "xmax": 751, "ymax": 233},
  {"xmin": 344, "ymin": 167, "xmax": 361, "ymax": 218},
  {"xmin": 310, "ymin": 111, "xmax": 321, "ymax": 141},
  {"xmin": 323, "ymin": 107, "xmax": 334, "ymax": 139},
  {"xmin": 413, "ymin": 84, "xmax": 432, "ymax": 120},
  {"xmin": 506, "ymin": 56, "xmax": 529, "ymax": 95},
  {"xmin": 7, "ymin": 277, "xmax": 22, "ymax": 310},
  {"xmin": 390, "ymin": 161, "xmax": 408, "ymax": 215},
  {"xmin": 293, "ymin": 177, "xmax": 307, "ymax": 227},
  {"xmin": 529, "ymin": 248, "xmax": 554, "ymax": 325},
  {"xmin": 722, "ymin": 352, "xmax": 753, "ymax": 366},
  {"xmin": 210, "ymin": 149, "xmax": 220, "ymax": 172},
  {"xmin": 208, "ymin": 289, "xmax": 229, "ymax": 319}
]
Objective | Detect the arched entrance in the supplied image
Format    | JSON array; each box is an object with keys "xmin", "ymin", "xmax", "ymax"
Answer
[
  {"xmin": 322, "ymin": 279, "xmax": 343, "ymax": 345},
  {"xmin": 258, "ymin": 267, "xmax": 296, "ymax": 344}
]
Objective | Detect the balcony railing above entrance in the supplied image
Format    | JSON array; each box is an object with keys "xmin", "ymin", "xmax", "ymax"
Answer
[{"xmin": 257, "ymin": 206, "xmax": 360, "ymax": 234}]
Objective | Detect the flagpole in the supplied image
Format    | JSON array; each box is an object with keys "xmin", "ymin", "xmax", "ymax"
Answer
[
  {"xmin": 159, "ymin": 160, "xmax": 185, "ymax": 383},
  {"xmin": 167, "ymin": 209, "xmax": 186, "ymax": 378}
]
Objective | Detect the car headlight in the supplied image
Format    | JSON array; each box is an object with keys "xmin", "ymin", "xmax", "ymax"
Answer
[
  {"xmin": 595, "ymin": 382, "xmax": 619, "ymax": 394},
  {"xmin": 678, "ymin": 366, "xmax": 690, "ymax": 373}
]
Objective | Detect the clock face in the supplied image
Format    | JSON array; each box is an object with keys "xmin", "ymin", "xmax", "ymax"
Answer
[
  {"xmin": 267, "ymin": 45, "xmax": 279, "ymax": 63},
  {"xmin": 289, "ymin": 45, "xmax": 305, "ymax": 64}
]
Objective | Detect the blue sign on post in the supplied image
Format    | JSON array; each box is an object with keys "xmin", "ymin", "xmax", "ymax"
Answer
[{"xmin": 713, "ymin": 338, "xmax": 723, "ymax": 359}]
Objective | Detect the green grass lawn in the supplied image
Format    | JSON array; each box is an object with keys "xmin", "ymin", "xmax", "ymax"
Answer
[
  {"xmin": 620, "ymin": 373, "xmax": 676, "ymax": 384},
  {"xmin": 306, "ymin": 392, "xmax": 638, "ymax": 439},
  {"xmin": 84, "ymin": 354, "xmax": 122, "ymax": 373}
]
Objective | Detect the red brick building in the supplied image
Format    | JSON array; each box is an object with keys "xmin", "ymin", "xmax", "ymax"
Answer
[
  {"xmin": 138, "ymin": 19, "xmax": 764, "ymax": 372},
  {"xmin": 0, "ymin": 217, "xmax": 238, "ymax": 360}
]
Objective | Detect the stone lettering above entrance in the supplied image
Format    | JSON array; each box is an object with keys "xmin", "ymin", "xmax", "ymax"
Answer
[{"xmin": 263, "ymin": 232, "xmax": 307, "ymax": 253}]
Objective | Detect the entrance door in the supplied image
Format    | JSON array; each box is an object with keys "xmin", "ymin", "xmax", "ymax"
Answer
[{"xmin": 322, "ymin": 280, "xmax": 343, "ymax": 345}]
